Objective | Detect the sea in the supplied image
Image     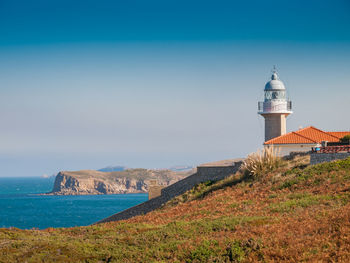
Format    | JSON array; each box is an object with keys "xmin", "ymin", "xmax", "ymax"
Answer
[{"xmin": 0, "ymin": 177, "xmax": 148, "ymax": 230}]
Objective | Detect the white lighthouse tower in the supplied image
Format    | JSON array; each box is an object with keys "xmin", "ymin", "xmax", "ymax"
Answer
[{"xmin": 258, "ymin": 68, "xmax": 293, "ymax": 142}]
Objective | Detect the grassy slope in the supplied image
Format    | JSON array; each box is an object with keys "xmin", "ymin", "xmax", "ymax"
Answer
[{"xmin": 2, "ymin": 156, "xmax": 350, "ymax": 262}]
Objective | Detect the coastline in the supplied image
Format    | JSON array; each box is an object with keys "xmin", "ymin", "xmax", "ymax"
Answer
[{"xmin": 38, "ymin": 190, "xmax": 148, "ymax": 196}]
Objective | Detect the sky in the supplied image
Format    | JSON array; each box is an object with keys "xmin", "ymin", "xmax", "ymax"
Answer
[{"xmin": 0, "ymin": 0, "xmax": 349, "ymax": 177}]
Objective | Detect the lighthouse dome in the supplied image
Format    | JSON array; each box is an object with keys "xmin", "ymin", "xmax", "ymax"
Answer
[{"xmin": 264, "ymin": 72, "xmax": 285, "ymax": 90}]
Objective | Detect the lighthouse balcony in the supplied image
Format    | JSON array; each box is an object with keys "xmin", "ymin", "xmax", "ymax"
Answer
[{"xmin": 258, "ymin": 101, "xmax": 292, "ymax": 114}]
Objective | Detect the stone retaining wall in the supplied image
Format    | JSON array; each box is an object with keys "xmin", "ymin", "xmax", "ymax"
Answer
[
  {"xmin": 283, "ymin": 151, "xmax": 311, "ymax": 161},
  {"xmin": 96, "ymin": 160, "xmax": 243, "ymax": 224},
  {"xmin": 310, "ymin": 152, "xmax": 350, "ymax": 165},
  {"xmin": 148, "ymin": 185, "xmax": 164, "ymax": 200}
]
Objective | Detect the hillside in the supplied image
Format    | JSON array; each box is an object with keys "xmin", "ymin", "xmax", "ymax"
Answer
[
  {"xmin": 2, "ymin": 156, "xmax": 350, "ymax": 262},
  {"xmin": 49, "ymin": 168, "xmax": 194, "ymax": 195},
  {"xmin": 97, "ymin": 166, "xmax": 126, "ymax": 172}
]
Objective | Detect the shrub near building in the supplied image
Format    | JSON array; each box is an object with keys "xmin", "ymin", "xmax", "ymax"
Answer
[{"xmin": 340, "ymin": 135, "xmax": 350, "ymax": 144}]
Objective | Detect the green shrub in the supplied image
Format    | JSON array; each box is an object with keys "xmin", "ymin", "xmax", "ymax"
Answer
[
  {"xmin": 340, "ymin": 135, "xmax": 350, "ymax": 143},
  {"xmin": 187, "ymin": 240, "xmax": 219, "ymax": 262},
  {"xmin": 224, "ymin": 241, "xmax": 245, "ymax": 262}
]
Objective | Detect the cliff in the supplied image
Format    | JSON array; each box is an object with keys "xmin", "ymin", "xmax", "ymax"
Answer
[{"xmin": 49, "ymin": 168, "xmax": 194, "ymax": 195}]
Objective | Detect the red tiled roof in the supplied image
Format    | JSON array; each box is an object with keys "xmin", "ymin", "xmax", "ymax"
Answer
[
  {"xmin": 264, "ymin": 126, "xmax": 350, "ymax": 145},
  {"xmin": 296, "ymin": 126, "xmax": 340, "ymax": 142}
]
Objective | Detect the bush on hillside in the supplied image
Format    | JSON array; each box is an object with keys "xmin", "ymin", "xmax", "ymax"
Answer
[
  {"xmin": 340, "ymin": 135, "xmax": 350, "ymax": 144},
  {"xmin": 242, "ymin": 146, "xmax": 282, "ymax": 179}
]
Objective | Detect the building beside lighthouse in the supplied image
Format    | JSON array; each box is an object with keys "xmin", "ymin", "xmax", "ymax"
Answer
[
  {"xmin": 264, "ymin": 126, "xmax": 350, "ymax": 156},
  {"xmin": 258, "ymin": 69, "xmax": 350, "ymax": 156},
  {"xmin": 258, "ymin": 69, "xmax": 292, "ymax": 142}
]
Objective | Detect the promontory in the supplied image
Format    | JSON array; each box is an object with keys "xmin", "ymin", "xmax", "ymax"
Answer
[{"xmin": 48, "ymin": 168, "xmax": 194, "ymax": 195}]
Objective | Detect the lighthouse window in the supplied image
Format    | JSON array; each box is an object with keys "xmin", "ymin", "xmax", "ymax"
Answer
[{"xmin": 265, "ymin": 91, "xmax": 286, "ymax": 100}]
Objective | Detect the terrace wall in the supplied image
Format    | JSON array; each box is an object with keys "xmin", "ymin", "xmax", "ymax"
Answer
[{"xmin": 310, "ymin": 152, "xmax": 350, "ymax": 165}]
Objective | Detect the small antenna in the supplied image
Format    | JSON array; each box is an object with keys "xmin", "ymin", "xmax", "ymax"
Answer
[
  {"xmin": 270, "ymin": 65, "xmax": 278, "ymax": 80},
  {"xmin": 272, "ymin": 65, "xmax": 278, "ymax": 74}
]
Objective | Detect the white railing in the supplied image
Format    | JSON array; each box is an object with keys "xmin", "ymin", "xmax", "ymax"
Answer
[{"xmin": 258, "ymin": 101, "xmax": 292, "ymax": 112}]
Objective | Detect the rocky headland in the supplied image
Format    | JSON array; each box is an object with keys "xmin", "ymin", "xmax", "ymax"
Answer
[{"xmin": 48, "ymin": 168, "xmax": 194, "ymax": 195}]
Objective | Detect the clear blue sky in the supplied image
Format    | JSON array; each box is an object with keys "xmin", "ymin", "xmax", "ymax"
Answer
[{"xmin": 0, "ymin": 0, "xmax": 349, "ymax": 177}]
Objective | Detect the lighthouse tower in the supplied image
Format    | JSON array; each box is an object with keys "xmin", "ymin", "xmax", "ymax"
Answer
[{"xmin": 258, "ymin": 69, "xmax": 293, "ymax": 142}]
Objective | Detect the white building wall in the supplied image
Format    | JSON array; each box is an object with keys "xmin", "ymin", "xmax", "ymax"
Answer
[{"xmin": 264, "ymin": 144, "xmax": 316, "ymax": 157}]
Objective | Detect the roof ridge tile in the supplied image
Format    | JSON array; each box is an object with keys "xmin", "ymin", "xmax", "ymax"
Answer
[{"xmin": 291, "ymin": 131, "xmax": 317, "ymax": 143}]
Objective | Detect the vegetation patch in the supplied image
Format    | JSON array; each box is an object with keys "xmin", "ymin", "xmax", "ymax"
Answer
[
  {"xmin": 270, "ymin": 194, "xmax": 325, "ymax": 213},
  {"xmin": 278, "ymin": 157, "xmax": 350, "ymax": 189},
  {"xmin": 0, "ymin": 216, "xmax": 270, "ymax": 263},
  {"xmin": 269, "ymin": 192, "xmax": 350, "ymax": 213},
  {"xmin": 165, "ymin": 174, "xmax": 244, "ymax": 208}
]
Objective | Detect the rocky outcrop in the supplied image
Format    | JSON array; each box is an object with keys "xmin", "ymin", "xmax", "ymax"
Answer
[{"xmin": 48, "ymin": 169, "xmax": 194, "ymax": 195}]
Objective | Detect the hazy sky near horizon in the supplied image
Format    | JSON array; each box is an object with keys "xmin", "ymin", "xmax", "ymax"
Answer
[{"xmin": 0, "ymin": 0, "xmax": 350, "ymax": 177}]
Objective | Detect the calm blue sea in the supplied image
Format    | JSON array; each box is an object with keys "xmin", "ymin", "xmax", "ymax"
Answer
[{"xmin": 0, "ymin": 177, "xmax": 148, "ymax": 229}]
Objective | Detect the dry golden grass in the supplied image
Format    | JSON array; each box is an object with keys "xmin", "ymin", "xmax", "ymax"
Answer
[{"xmin": 241, "ymin": 146, "xmax": 282, "ymax": 178}]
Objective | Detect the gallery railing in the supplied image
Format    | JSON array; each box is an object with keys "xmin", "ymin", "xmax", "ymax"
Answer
[{"xmin": 258, "ymin": 101, "xmax": 292, "ymax": 112}]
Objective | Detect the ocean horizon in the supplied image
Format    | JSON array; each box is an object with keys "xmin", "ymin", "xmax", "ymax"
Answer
[{"xmin": 0, "ymin": 177, "xmax": 148, "ymax": 229}]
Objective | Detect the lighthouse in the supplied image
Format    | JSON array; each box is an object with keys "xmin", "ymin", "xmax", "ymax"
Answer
[{"xmin": 258, "ymin": 69, "xmax": 293, "ymax": 142}]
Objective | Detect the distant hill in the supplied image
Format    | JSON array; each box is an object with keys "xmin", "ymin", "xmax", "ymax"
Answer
[
  {"xmin": 168, "ymin": 165, "xmax": 194, "ymax": 172},
  {"xmin": 97, "ymin": 165, "xmax": 194, "ymax": 172},
  {"xmin": 97, "ymin": 166, "xmax": 126, "ymax": 172}
]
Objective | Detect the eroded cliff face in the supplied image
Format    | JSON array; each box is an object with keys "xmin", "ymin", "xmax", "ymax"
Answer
[{"xmin": 49, "ymin": 169, "xmax": 193, "ymax": 195}]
